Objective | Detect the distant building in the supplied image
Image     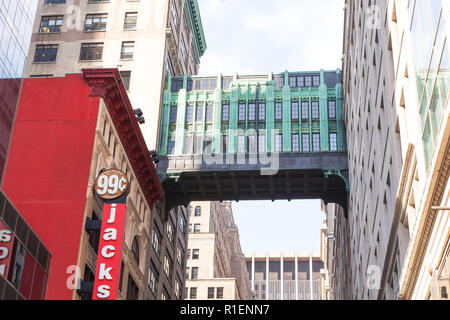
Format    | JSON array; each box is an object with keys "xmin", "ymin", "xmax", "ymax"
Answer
[
  {"xmin": 0, "ymin": 0, "xmax": 37, "ymax": 78},
  {"xmin": 245, "ymin": 253, "xmax": 325, "ymax": 300},
  {"xmin": 185, "ymin": 201, "xmax": 251, "ymax": 300}
]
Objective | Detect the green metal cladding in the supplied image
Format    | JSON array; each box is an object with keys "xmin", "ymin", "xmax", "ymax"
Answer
[
  {"xmin": 159, "ymin": 69, "xmax": 345, "ymax": 156},
  {"xmin": 185, "ymin": 0, "xmax": 207, "ymax": 61}
]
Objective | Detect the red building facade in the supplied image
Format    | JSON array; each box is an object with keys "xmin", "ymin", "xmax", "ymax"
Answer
[{"xmin": 1, "ymin": 69, "xmax": 169, "ymax": 300}]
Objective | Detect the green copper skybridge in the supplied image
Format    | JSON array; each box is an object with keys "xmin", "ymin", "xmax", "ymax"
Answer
[{"xmin": 157, "ymin": 70, "xmax": 349, "ymax": 212}]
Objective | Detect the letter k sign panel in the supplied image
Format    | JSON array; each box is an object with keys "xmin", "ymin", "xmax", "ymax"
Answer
[{"xmin": 93, "ymin": 203, "xmax": 127, "ymax": 300}]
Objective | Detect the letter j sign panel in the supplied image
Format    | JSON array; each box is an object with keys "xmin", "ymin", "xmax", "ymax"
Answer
[{"xmin": 93, "ymin": 203, "xmax": 127, "ymax": 300}]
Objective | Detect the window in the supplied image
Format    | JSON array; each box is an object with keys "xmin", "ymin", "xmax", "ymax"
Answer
[
  {"xmin": 305, "ymin": 76, "xmax": 312, "ymax": 87},
  {"xmin": 169, "ymin": 106, "xmax": 178, "ymax": 124},
  {"xmin": 208, "ymin": 287, "xmax": 215, "ymax": 299},
  {"xmin": 195, "ymin": 206, "xmax": 201, "ymax": 216},
  {"xmin": 311, "ymin": 101, "xmax": 319, "ymax": 120},
  {"xmin": 275, "ymin": 134, "xmax": 282, "ymax": 152},
  {"xmin": 238, "ymin": 135, "xmax": 246, "ymax": 153},
  {"xmin": 275, "ymin": 102, "xmax": 282, "ymax": 120},
  {"xmin": 152, "ymin": 227, "xmax": 161, "ymax": 256},
  {"xmin": 217, "ymin": 287, "xmax": 224, "ymax": 299},
  {"xmin": 258, "ymin": 134, "xmax": 266, "ymax": 152},
  {"xmin": 120, "ymin": 41, "xmax": 134, "ymax": 60},
  {"xmin": 297, "ymin": 76, "xmax": 305, "ymax": 87},
  {"xmin": 195, "ymin": 106, "xmax": 203, "ymax": 122},
  {"xmin": 167, "ymin": 136, "xmax": 176, "ymax": 155},
  {"xmin": 289, "ymin": 76, "xmax": 297, "ymax": 87},
  {"xmin": 163, "ymin": 254, "xmax": 173, "ymax": 280},
  {"xmin": 186, "ymin": 105, "xmax": 194, "ymax": 123},
  {"xmin": 292, "ymin": 134, "xmax": 300, "ymax": 152},
  {"xmin": 275, "ymin": 76, "xmax": 284, "ymax": 88},
  {"xmin": 206, "ymin": 104, "xmax": 214, "ymax": 122},
  {"xmin": 167, "ymin": 222, "xmax": 174, "ymax": 245},
  {"xmin": 313, "ymin": 75, "xmax": 320, "ymax": 87},
  {"xmin": 194, "ymin": 135, "xmax": 202, "ymax": 154},
  {"xmin": 191, "ymin": 267, "xmax": 198, "ymax": 280},
  {"xmin": 119, "ymin": 71, "xmax": 131, "ymax": 90},
  {"xmin": 80, "ymin": 43, "xmax": 103, "ymax": 61},
  {"xmin": 328, "ymin": 100, "xmax": 336, "ymax": 119},
  {"xmin": 258, "ymin": 102, "xmax": 266, "ymax": 121},
  {"xmin": 124, "ymin": 12, "xmax": 137, "ymax": 30},
  {"xmin": 88, "ymin": 211, "xmax": 100, "ymax": 253},
  {"xmin": 179, "ymin": 215, "xmax": 186, "ymax": 237},
  {"xmin": 34, "ymin": 44, "xmax": 58, "ymax": 62},
  {"xmin": 180, "ymin": 39, "xmax": 187, "ymax": 66},
  {"xmin": 248, "ymin": 103, "xmax": 256, "ymax": 121},
  {"xmin": 193, "ymin": 224, "xmax": 200, "ymax": 233},
  {"xmin": 222, "ymin": 104, "xmax": 230, "ymax": 122},
  {"xmin": 291, "ymin": 102, "xmax": 299, "ymax": 120},
  {"xmin": 127, "ymin": 275, "xmax": 139, "ymax": 300},
  {"xmin": 192, "ymin": 249, "xmax": 199, "ymax": 259},
  {"xmin": 302, "ymin": 134, "xmax": 310, "ymax": 152},
  {"xmin": 329, "ymin": 133, "xmax": 337, "ymax": 151},
  {"xmin": 301, "ymin": 101, "xmax": 309, "ymax": 120},
  {"xmin": 84, "ymin": 13, "xmax": 107, "ymax": 32},
  {"xmin": 45, "ymin": 0, "xmax": 66, "ymax": 3},
  {"xmin": 39, "ymin": 16, "xmax": 63, "ymax": 33},
  {"xmin": 190, "ymin": 287, "xmax": 197, "ymax": 299},
  {"xmin": 176, "ymin": 246, "xmax": 183, "ymax": 267},
  {"xmin": 148, "ymin": 266, "xmax": 158, "ymax": 295},
  {"xmin": 131, "ymin": 237, "xmax": 139, "ymax": 264},
  {"xmin": 238, "ymin": 103, "xmax": 246, "ymax": 122},
  {"xmin": 312, "ymin": 133, "xmax": 320, "ymax": 151},
  {"xmin": 170, "ymin": 1, "xmax": 179, "ymax": 30}
]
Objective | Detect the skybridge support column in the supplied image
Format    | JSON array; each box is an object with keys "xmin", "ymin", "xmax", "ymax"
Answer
[
  {"xmin": 229, "ymin": 83, "xmax": 239, "ymax": 154},
  {"xmin": 282, "ymin": 79, "xmax": 292, "ymax": 152},
  {"xmin": 175, "ymin": 85, "xmax": 187, "ymax": 155},
  {"xmin": 335, "ymin": 69, "xmax": 346, "ymax": 151},
  {"xmin": 212, "ymin": 74, "xmax": 222, "ymax": 154}
]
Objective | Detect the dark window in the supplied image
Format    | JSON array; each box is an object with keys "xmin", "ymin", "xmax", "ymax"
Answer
[
  {"xmin": 45, "ymin": 0, "xmax": 66, "ymax": 3},
  {"xmin": 84, "ymin": 13, "xmax": 107, "ymax": 32},
  {"xmin": 222, "ymin": 104, "xmax": 230, "ymax": 122},
  {"xmin": 208, "ymin": 287, "xmax": 215, "ymax": 299},
  {"xmin": 275, "ymin": 102, "xmax": 282, "ymax": 120},
  {"xmin": 190, "ymin": 287, "xmax": 197, "ymax": 299},
  {"xmin": 305, "ymin": 76, "xmax": 312, "ymax": 87},
  {"xmin": 222, "ymin": 135, "xmax": 228, "ymax": 154},
  {"xmin": 80, "ymin": 265, "xmax": 95, "ymax": 300},
  {"xmin": 195, "ymin": 106, "xmax": 203, "ymax": 122},
  {"xmin": 238, "ymin": 103, "xmax": 246, "ymax": 122},
  {"xmin": 258, "ymin": 102, "xmax": 266, "ymax": 121},
  {"xmin": 289, "ymin": 76, "xmax": 297, "ymax": 87},
  {"xmin": 292, "ymin": 134, "xmax": 300, "ymax": 152},
  {"xmin": 186, "ymin": 105, "xmax": 194, "ymax": 123},
  {"xmin": 169, "ymin": 106, "xmax": 177, "ymax": 123},
  {"xmin": 88, "ymin": 212, "xmax": 100, "ymax": 253},
  {"xmin": 39, "ymin": 16, "xmax": 63, "ymax": 33},
  {"xmin": 120, "ymin": 41, "xmax": 134, "ymax": 60},
  {"xmin": 217, "ymin": 287, "xmax": 224, "ymax": 299},
  {"xmin": 126, "ymin": 275, "xmax": 139, "ymax": 300},
  {"xmin": 291, "ymin": 102, "xmax": 299, "ymax": 120},
  {"xmin": 80, "ymin": 43, "xmax": 103, "ymax": 61},
  {"xmin": 131, "ymin": 237, "xmax": 139, "ymax": 264},
  {"xmin": 193, "ymin": 224, "xmax": 200, "ymax": 233},
  {"xmin": 206, "ymin": 104, "xmax": 214, "ymax": 122},
  {"xmin": 119, "ymin": 71, "xmax": 131, "ymax": 90},
  {"xmin": 124, "ymin": 12, "xmax": 138, "ymax": 30},
  {"xmin": 297, "ymin": 76, "xmax": 305, "ymax": 87},
  {"xmin": 204, "ymin": 135, "xmax": 212, "ymax": 154},
  {"xmin": 328, "ymin": 100, "xmax": 336, "ymax": 119},
  {"xmin": 302, "ymin": 134, "xmax": 310, "ymax": 152},
  {"xmin": 34, "ymin": 44, "xmax": 58, "ymax": 62},
  {"xmin": 192, "ymin": 249, "xmax": 199, "ymax": 259},
  {"xmin": 329, "ymin": 133, "xmax": 338, "ymax": 151},
  {"xmin": 167, "ymin": 136, "xmax": 175, "ymax": 155},
  {"xmin": 191, "ymin": 267, "xmax": 198, "ymax": 280},
  {"xmin": 195, "ymin": 206, "xmax": 201, "ymax": 216},
  {"xmin": 248, "ymin": 103, "xmax": 256, "ymax": 121},
  {"xmin": 313, "ymin": 75, "xmax": 320, "ymax": 87},
  {"xmin": 311, "ymin": 101, "xmax": 319, "ymax": 120},
  {"xmin": 312, "ymin": 133, "xmax": 320, "ymax": 151},
  {"xmin": 301, "ymin": 102, "xmax": 309, "ymax": 120}
]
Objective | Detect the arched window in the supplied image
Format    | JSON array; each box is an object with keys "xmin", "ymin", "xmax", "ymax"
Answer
[
  {"xmin": 132, "ymin": 237, "xmax": 139, "ymax": 264},
  {"xmin": 195, "ymin": 206, "xmax": 201, "ymax": 216}
]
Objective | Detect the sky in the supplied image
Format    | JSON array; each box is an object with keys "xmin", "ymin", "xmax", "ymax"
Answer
[{"xmin": 196, "ymin": 0, "xmax": 345, "ymax": 254}]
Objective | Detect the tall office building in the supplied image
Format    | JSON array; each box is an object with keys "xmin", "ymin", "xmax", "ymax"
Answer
[
  {"xmin": 245, "ymin": 253, "xmax": 326, "ymax": 300},
  {"xmin": 0, "ymin": 0, "xmax": 37, "ymax": 78},
  {"xmin": 24, "ymin": 0, "xmax": 206, "ymax": 150},
  {"xmin": 185, "ymin": 201, "xmax": 251, "ymax": 300},
  {"xmin": 342, "ymin": 0, "xmax": 449, "ymax": 300}
]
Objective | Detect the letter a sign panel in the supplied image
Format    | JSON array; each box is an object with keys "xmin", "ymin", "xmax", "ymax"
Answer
[{"xmin": 93, "ymin": 169, "xmax": 129, "ymax": 300}]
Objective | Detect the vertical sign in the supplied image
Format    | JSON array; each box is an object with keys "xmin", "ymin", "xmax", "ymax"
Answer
[
  {"xmin": 92, "ymin": 203, "xmax": 127, "ymax": 300},
  {"xmin": 0, "ymin": 221, "xmax": 14, "ymax": 277},
  {"xmin": 93, "ymin": 169, "xmax": 129, "ymax": 300}
]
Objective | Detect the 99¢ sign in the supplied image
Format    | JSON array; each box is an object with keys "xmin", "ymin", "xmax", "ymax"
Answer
[{"xmin": 94, "ymin": 169, "xmax": 129, "ymax": 200}]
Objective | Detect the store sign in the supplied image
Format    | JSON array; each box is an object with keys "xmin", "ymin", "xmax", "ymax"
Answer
[
  {"xmin": 94, "ymin": 169, "xmax": 129, "ymax": 200},
  {"xmin": 0, "ymin": 221, "xmax": 14, "ymax": 277},
  {"xmin": 92, "ymin": 203, "xmax": 127, "ymax": 300}
]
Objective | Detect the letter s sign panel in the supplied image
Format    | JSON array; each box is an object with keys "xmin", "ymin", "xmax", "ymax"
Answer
[{"xmin": 93, "ymin": 203, "xmax": 127, "ymax": 300}]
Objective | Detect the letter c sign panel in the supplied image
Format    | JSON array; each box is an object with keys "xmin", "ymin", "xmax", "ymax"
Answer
[{"xmin": 93, "ymin": 203, "xmax": 127, "ymax": 300}]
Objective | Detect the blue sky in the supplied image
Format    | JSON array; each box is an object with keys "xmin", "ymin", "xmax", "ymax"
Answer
[{"xmin": 197, "ymin": 0, "xmax": 344, "ymax": 254}]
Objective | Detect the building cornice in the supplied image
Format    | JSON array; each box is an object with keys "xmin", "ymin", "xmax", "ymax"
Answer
[
  {"xmin": 185, "ymin": 0, "xmax": 207, "ymax": 60},
  {"xmin": 82, "ymin": 68, "xmax": 165, "ymax": 209}
]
